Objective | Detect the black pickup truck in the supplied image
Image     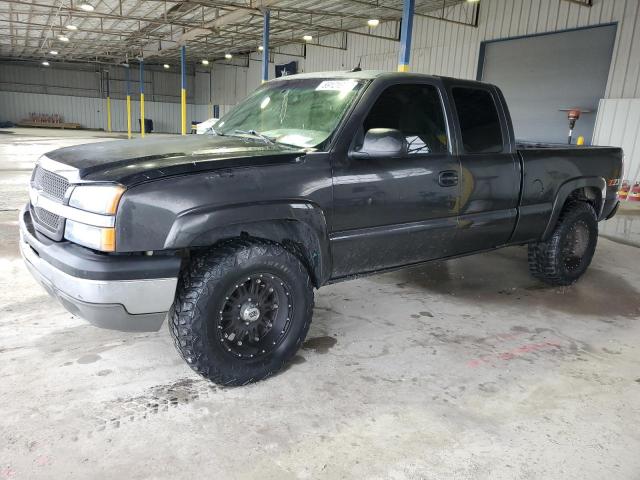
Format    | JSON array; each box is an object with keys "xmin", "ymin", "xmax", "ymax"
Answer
[{"xmin": 21, "ymin": 71, "xmax": 623, "ymax": 385}]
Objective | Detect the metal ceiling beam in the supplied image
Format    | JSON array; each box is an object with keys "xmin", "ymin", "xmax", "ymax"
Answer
[
  {"xmin": 1, "ymin": 0, "xmax": 198, "ymax": 29},
  {"xmin": 0, "ymin": 0, "xmax": 472, "ymax": 64}
]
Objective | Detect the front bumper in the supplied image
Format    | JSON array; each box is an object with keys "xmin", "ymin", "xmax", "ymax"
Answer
[{"xmin": 20, "ymin": 206, "xmax": 180, "ymax": 332}]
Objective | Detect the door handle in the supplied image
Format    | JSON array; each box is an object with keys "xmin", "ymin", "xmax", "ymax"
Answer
[{"xmin": 438, "ymin": 170, "xmax": 458, "ymax": 187}]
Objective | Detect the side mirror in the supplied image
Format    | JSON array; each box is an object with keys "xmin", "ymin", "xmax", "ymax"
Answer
[{"xmin": 350, "ymin": 128, "xmax": 408, "ymax": 160}]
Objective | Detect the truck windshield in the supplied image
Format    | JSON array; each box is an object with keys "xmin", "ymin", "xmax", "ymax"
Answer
[{"xmin": 214, "ymin": 78, "xmax": 366, "ymax": 149}]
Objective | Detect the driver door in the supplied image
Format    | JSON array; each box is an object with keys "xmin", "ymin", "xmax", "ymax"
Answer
[{"xmin": 330, "ymin": 81, "xmax": 461, "ymax": 278}]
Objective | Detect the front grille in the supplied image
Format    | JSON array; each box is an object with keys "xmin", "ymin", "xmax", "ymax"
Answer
[
  {"xmin": 33, "ymin": 206, "xmax": 61, "ymax": 231},
  {"xmin": 32, "ymin": 165, "xmax": 70, "ymax": 201}
]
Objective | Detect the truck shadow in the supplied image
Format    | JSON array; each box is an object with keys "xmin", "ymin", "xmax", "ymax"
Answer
[{"xmin": 387, "ymin": 246, "xmax": 640, "ymax": 319}]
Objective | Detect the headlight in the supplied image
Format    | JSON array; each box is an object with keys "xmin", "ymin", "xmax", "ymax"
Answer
[
  {"xmin": 68, "ymin": 184, "xmax": 125, "ymax": 215},
  {"xmin": 64, "ymin": 220, "xmax": 116, "ymax": 252}
]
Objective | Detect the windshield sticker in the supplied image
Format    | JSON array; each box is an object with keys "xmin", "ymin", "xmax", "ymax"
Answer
[{"xmin": 315, "ymin": 80, "xmax": 358, "ymax": 92}]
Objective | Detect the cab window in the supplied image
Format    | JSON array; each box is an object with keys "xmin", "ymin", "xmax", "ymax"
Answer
[{"xmin": 362, "ymin": 84, "xmax": 448, "ymax": 155}]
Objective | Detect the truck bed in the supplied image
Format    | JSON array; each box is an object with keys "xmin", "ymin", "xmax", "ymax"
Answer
[{"xmin": 511, "ymin": 143, "xmax": 623, "ymax": 243}]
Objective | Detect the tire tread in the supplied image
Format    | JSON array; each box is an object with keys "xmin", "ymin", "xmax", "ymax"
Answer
[{"xmin": 168, "ymin": 238, "xmax": 313, "ymax": 386}]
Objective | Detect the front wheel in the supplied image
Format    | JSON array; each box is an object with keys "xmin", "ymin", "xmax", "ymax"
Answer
[
  {"xmin": 527, "ymin": 201, "xmax": 598, "ymax": 286},
  {"xmin": 169, "ymin": 239, "xmax": 314, "ymax": 386}
]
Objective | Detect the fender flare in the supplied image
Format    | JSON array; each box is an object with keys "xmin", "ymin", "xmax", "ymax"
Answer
[
  {"xmin": 542, "ymin": 176, "xmax": 605, "ymax": 240},
  {"xmin": 164, "ymin": 201, "xmax": 331, "ymax": 286}
]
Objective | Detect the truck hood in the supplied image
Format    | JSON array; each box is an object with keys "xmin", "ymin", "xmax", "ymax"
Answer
[{"xmin": 44, "ymin": 135, "xmax": 305, "ymax": 185}]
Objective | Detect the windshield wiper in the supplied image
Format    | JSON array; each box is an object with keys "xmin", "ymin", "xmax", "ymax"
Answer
[{"xmin": 233, "ymin": 129, "xmax": 276, "ymax": 145}]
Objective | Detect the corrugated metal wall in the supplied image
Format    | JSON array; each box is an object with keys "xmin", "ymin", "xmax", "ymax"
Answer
[
  {"xmin": 304, "ymin": 0, "xmax": 640, "ymax": 96},
  {"xmin": 0, "ymin": 56, "xmax": 299, "ymax": 131},
  {"xmin": 593, "ymin": 98, "xmax": 640, "ymax": 183},
  {"xmin": 0, "ymin": 91, "xmax": 198, "ymax": 133}
]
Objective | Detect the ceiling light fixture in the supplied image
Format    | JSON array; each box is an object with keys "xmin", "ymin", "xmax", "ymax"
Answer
[
  {"xmin": 224, "ymin": 53, "xmax": 232, "ymax": 59},
  {"xmin": 79, "ymin": 3, "xmax": 94, "ymax": 11},
  {"xmin": 258, "ymin": 45, "xmax": 264, "ymax": 52},
  {"xmin": 49, "ymin": 50, "xmax": 58, "ymax": 55},
  {"xmin": 65, "ymin": 25, "xmax": 78, "ymax": 31},
  {"xmin": 58, "ymin": 35, "xmax": 69, "ymax": 42},
  {"xmin": 42, "ymin": 61, "xmax": 50, "ymax": 66},
  {"xmin": 163, "ymin": 64, "xmax": 170, "ymax": 69},
  {"xmin": 201, "ymin": 59, "xmax": 209, "ymax": 65},
  {"xmin": 303, "ymin": 35, "xmax": 313, "ymax": 41},
  {"xmin": 367, "ymin": 19, "xmax": 380, "ymax": 27}
]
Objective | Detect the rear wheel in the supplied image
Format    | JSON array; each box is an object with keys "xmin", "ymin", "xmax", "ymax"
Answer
[
  {"xmin": 169, "ymin": 239, "xmax": 314, "ymax": 386},
  {"xmin": 528, "ymin": 201, "xmax": 598, "ymax": 286}
]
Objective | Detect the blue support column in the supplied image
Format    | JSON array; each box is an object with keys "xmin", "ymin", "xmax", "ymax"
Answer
[
  {"xmin": 262, "ymin": 9, "xmax": 270, "ymax": 83},
  {"xmin": 181, "ymin": 45, "xmax": 187, "ymax": 135},
  {"xmin": 398, "ymin": 0, "xmax": 415, "ymax": 72}
]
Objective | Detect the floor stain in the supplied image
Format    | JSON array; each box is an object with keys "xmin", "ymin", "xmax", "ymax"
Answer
[
  {"xmin": 77, "ymin": 354, "xmax": 101, "ymax": 364},
  {"xmin": 387, "ymin": 248, "xmax": 640, "ymax": 319},
  {"xmin": 302, "ymin": 336, "xmax": 337, "ymax": 354}
]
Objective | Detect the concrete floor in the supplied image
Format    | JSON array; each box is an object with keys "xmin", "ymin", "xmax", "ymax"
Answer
[{"xmin": 1, "ymin": 128, "xmax": 640, "ymax": 479}]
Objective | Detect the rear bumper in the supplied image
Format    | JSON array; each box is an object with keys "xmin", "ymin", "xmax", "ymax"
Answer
[{"xmin": 20, "ymin": 206, "xmax": 180, "ymax": 332}]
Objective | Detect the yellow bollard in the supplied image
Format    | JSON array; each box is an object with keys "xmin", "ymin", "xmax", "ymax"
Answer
[
  {"xmin": 576, "ymin": 135, "xmax": 584, "ymax": 146},
  {"xmin": 181, "ymin": 88, "xmax": 187, "ymax": 136},
  {"xmin": 140, "ymin": 92, "xmax": 145, "ymax": 138}
]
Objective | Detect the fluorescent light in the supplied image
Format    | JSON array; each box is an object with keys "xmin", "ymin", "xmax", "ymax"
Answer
[
  {"xmin": 466, "ymin": 0, "xmax": 480, "ymax": 2},
  {"xmin": 258, "ymin": 45, "xmax": 264, "ymax": 52},
  {"xmin": 49, "ymin": 50, "xmax": 58, "ymax": 55},
  {"xmin": 65, "ymin": 25, "xmax": 78, "ymax": 31},
  {"xmin": 42, "ymin": 61, "xmax": 50, "ymax": 66},
  {"xmin": 303, "ymin": 35, "xmax": 312, "ymax": 41},
  {"xmin": 367, "ymin": 19, "xmax": 380, "ymax": 27},
  {"xmin": 163, "ymin": 64, "xmax": 170, "ymax": 69},
  {"xmin": 224, "ymin": 53, "xmax": 232, "ymax": 59},
  {"xmin": 201, "ymin": 59, "xmax": 209, "ymax": 65},
  {"xmin": 57, "ymin": 35, "xmax": 69, "ymax": 42},
  {"xmin": 79, "ymin": 3, "xmax": 94, "ymax": 11}
]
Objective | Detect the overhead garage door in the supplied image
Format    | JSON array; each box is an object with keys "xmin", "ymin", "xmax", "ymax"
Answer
[{"xmin": 479, "ymin": 24, "xmax": 617, "ymax": 145}]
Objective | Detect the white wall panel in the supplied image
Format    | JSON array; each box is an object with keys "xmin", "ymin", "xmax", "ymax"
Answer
[
  {"xmin": 0, "ymin": 91, "xmax": 201, "ymax": 134},
  {"xmin": 301, "ymin": 0, "xmax": 640, "ymax": 99},
  {"xmin": 593, "ymin": 98, "xmax": 640, "ymax": 184}
]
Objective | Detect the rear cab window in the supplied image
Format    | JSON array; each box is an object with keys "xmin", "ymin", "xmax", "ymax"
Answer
[{"xmin": 451, "ymin": 87, "xmax": 503, "ymax": 153}]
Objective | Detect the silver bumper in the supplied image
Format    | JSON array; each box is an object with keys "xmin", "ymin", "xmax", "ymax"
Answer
[{"xmin": 20, "ymin": 238, "xmax": 178, "ymax": 332}]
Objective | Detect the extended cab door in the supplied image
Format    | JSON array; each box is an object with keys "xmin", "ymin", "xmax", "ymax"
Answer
[
  {"xmin": 329, "ymin": 79, "xmax": 461, "ymax": 278},
  {"xmin": 447, "ymin": 83, "xmax": 520, "ymax": 253}
]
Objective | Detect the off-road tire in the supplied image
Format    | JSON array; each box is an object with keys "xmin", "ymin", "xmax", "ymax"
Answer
[
  {"xmin": 527, "ymin": 201, "xmax": 598, "ymax": 286},
  {"xmin": 169, "ymin": 239, "xmax": 314, "ymax": 386}
]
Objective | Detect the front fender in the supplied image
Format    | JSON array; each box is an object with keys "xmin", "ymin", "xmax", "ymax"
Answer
[{"xmin": 164, "ymin": 201, "xmax": 332, "ymax": 286}]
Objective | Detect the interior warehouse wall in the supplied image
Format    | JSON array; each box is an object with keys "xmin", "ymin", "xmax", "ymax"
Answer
[
  {"xmin": 0, "ymin": 62, "xmax": 239, "ymax": 133},
  {"xmin": 301, "ymin": 0, "xmax": 640, "ymax": 182}
]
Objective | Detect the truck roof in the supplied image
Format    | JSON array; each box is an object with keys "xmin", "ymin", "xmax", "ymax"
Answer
[{"xmin": 272, "ymin": 69, "xmax": 491, "ymax": 87}]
